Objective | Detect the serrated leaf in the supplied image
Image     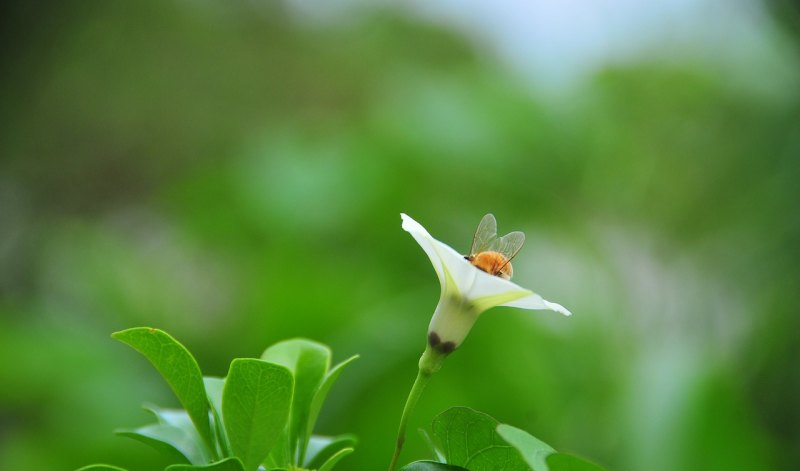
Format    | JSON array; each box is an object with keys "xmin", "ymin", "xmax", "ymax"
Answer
[
  {"xmin": 112, "ymin": 328, "xmax": 214, "ymax": 454},
  {"xmin": 223, "ymin": 358, "xmax": 293, "ymax": 471},
  {"xmin": 165, "ymin": 457, "xmax": 246, "ymax": 471},
  {"xmin": 496, "ymin": 424, "xmax": 555, "ymax": 471},
  {"xmin": 116, "ymin": 422, "xmax": 206, "ymax": 465},
  {"xmin": 261, "ymin": 338, "xmax": 330, "ymax": 464},
  {"xmin": 399, "ymin": 461, "xmax": 470, "ymax": 471},
  {"xmin": 545, "ymin": 453, "xmax": 607, "ymax": 471},
  {"xmin": 431, "ymin": 407, "xmax": 529, "ymax": 471},
  {"xmin": 304, "ymin": 434, "xmax": 358, "ymax": 470},
  {"xmin": 75, "ymin": 466, "xmax": 128, "ymax": 471},
  {"xmin": 317, "ymin": 447, "xmax": 354, "ymax": 471}
]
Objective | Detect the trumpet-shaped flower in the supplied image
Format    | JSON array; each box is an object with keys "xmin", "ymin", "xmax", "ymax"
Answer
[{"xmin": 401, "ymin": 213, "xmax": 571, "ymax": 355}]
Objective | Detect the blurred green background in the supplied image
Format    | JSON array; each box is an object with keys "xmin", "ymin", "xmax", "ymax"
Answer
[{"xmin": 1, "ymin": 1, "xmax": 799, "ymax": 470}]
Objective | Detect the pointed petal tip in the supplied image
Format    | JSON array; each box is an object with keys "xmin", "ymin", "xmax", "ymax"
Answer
[
  {"xmin": 400, "ymin": 213, "xmax": 428, "ymax": 235},
  {"xmin": 546, "ymin": 300, "xmax": 572, "ymax": 316}
]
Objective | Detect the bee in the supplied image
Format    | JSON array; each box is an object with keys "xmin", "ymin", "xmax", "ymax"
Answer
[{"xmin": 465, "ymin": 214, "xmax": 525, "ymax": 280}]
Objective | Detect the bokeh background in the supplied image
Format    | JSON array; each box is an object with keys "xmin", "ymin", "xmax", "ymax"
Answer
[{"xmin": 2, "ymin": 0, "xmax": 799, "ymax": 470}]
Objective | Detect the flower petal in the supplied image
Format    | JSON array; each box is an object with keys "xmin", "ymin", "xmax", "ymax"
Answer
[
  {"xmin": 465, "ymin": 269, "xmax": 533, "ymax": 311},
  {"xmin": 401, "ymin": 214, "xmax": 445, "ymax": 286},
  {"xmin": 402, "ymin": 213, "xmax": 572, "ymax": 318},
  {"xmin": 464, "ymin": 268, "xmax": 531, "ymax": 301},
  {"xmin": 502, "ymin": 293, "xmax": 572, "ymax": 316},
  {"xmin": 402, "ymin": 213, "xmax": 481, "ymax": 297},
  {"xmin": 430, "ymin": 238, "xmax": 480, "ymax": 296}
]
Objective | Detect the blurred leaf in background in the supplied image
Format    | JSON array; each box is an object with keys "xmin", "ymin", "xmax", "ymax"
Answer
[{"xmin": 1, "ymin": 0, "xmax": 799, "ymax": 470}]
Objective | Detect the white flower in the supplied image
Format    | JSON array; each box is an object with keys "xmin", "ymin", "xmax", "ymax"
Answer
[{"xmin": 401, "ymin": 213, "xmax": 571, "ymax": 354}]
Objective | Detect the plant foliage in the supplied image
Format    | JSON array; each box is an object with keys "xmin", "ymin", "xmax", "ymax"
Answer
[
  {"xmin": 79, "ymin": 328, "xmax": 356, "ymax": 471},
  {"xmin": 402, "ymin": 407, "xmax": 606, "ymax": 471}
]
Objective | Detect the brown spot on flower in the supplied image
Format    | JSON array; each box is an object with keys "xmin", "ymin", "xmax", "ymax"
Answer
[{"xmin": 429, "ymin": 331, "xmax": 457, "ymax": 354}]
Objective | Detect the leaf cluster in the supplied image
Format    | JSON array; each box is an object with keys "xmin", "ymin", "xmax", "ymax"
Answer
[
  {"xmin": 401, "ymin": 407, "xmax": 606, "ymax": 471},
  {"xmin": 78, "ymin": 328, "xmax": 357, "ymax": 471}
]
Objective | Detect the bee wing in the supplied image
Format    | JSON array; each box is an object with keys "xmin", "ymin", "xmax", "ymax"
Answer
[
  {"xmin": 490, "ymin": 231, "xmax": 525, "ymax": 262},
  {"xmin": 470, "ymin": 214, "xmax": 498, "ymax": 255}
]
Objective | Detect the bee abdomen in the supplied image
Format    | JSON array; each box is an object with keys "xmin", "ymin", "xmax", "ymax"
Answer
[{"xmin": 469, "ymin": 251, "xmax": 513, "ymax": 280}]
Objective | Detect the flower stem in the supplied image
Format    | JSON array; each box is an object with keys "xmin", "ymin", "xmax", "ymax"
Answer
[
  {"xmin": 388, "ymin": 368, "xmax": 431, "ymax": 471},
  {"xmin": 387, "ymin": 346, "xmax": 446, "ymax": 471}
]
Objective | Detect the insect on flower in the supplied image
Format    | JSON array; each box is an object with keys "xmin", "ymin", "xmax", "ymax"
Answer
[
  {"xmin": 400, "ymin": 212, "xmax": 570, "ymax": 355},
  {"xmin": 464, "ymin": 214, "xmax": 524, "ymax": 281},
  {"xmin": 389, "ymin": 212, "xmax": 572, "ymax": 471}
]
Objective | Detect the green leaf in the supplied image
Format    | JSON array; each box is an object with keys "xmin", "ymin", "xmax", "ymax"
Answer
[
  {"xmin": 75, "ymin": 466, "xmax": 128, "ymax": 471},
  {"xmin": 496, "ymin": 424, "xmax": 556, "ymax": 471},
  {"xmin": 204, "ymin": 377, "xmax": 231, "ymax": 457},
  {"xmin": 119, "ymin": 405, "xmax": 210, "ymax": 464},
  {"xmin": 263, "ymin": 429, "xmax": 292, "ymax": 470},
  {"xmin": 145, "ymin": 404, "xmax": 205, "ymax": 436},
  {"xmin": 116, "ymin": 422, "xmax": 206, "ymax": 465},
  {"xmin": 307, "ymin": 355, "xmax": 358, "ymax": 441},
  {"xmin": 261, "ymin": 338, "xmax": 330, "ymax": 464},
  {"xmin": 545, "ymin": 453, "xmax": 607, "ymax": 471},
  {"xmin": 165, "ymin": 457, "xmax": 246, "ymax": 471},
  {"xmin": 317, "ymin": 447, "xmax": 354, "ymax": 471},
  {"xmin": 112, "ymin": 328, "xmax": 214, "ymax": 454},
  {"xmin": 305, "ymin": 434, "xmax": 358, "ymax": 469},
  {"xmin": 223, "ymin": 358, "xmax": 293, "ymax": 471},
  {"xmin": 399, "ymin": 461, "xmax": 470, "ymax": 471},
  {"xmin": 419, "ymin": 428, "xmax": 445, "ymax": 462},
  {"xmin": 431, "ymin": 407, "xmax": 529, "ymax": 471},
  {"xmin": 204, "ymin": 377, "xmax": 225, "ymax": 422}
]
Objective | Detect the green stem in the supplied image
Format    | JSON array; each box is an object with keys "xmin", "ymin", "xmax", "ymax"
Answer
[
  {"xmin": 387, "ymin": 347, "xmax": 446, "ymax": 471},
  {"xmin": 387, "ymin": 368, "xmax": 430, "ymax": 471}
]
